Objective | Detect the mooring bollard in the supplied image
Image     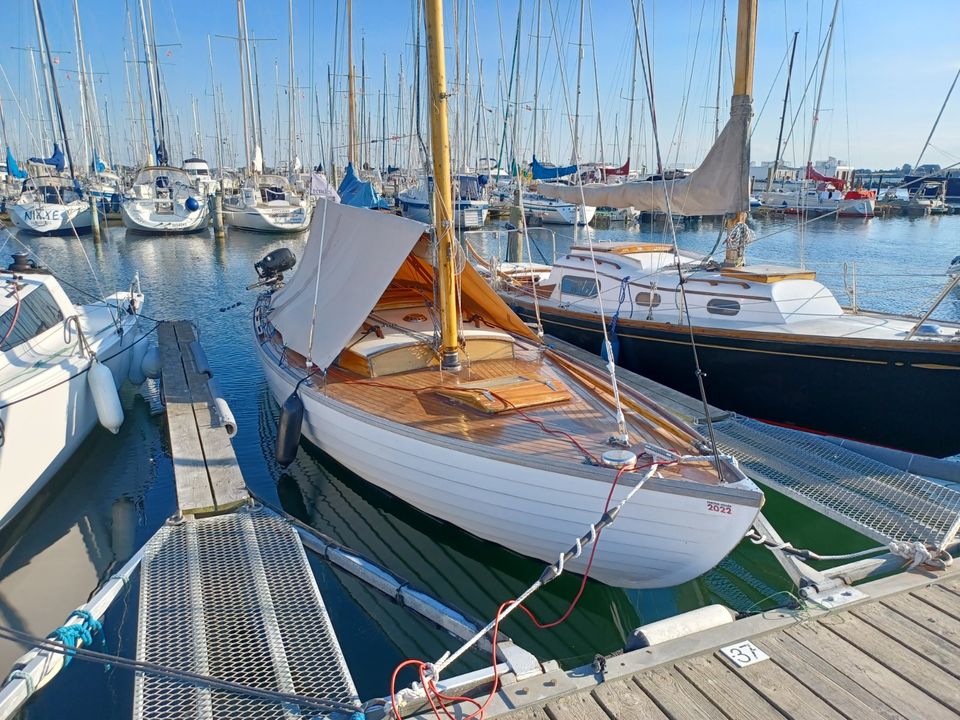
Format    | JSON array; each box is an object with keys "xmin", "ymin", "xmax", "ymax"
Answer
[
  {"xmin": 210, "ymin": 190, "xmax": 225, "ymax": 239},
  {"xmin": 89, "ymin": 194, "xmax": 101, "ymax": 242}
]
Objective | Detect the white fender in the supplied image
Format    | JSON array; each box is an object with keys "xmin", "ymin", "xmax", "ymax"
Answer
[
  {"xmin": 142, "ymin": 346, "xmax": 161, "ymax": 380},
  {"xmin": 88, "ymin": 358, "xmax": 124, "ymax": 434},
  {"xmin": 128, "ymin": 335, "xmax": 149, "ymax": 385}
]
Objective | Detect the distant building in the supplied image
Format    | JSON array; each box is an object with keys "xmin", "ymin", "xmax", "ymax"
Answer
[{"xmin": 749, "ymin": 161, "xmax": 798, "ymax": 184}]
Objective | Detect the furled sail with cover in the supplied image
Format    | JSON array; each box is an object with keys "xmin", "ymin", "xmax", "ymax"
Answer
[
  {"xmin": 536, "ymin": 96, "xmax": 752, "ymax": 215},
  {"xmin": 6, "ymin": 147, "xmax": 26, "ymax": 179},
  {"xmin": 29, "ymin": 143, "xmax": 65, "ymax": 172},
  {"xmin": 531, "ymin": 155, "xmax": 576, "ymax": 180}
]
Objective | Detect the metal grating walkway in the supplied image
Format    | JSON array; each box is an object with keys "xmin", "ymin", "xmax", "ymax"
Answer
[
  {"xmin": 134, "ymin": 506, "xmax": 359, "ymax": 719},
  {"xmin": 712, "ymin": 416, "xmax": 960, "ymax": 550}
]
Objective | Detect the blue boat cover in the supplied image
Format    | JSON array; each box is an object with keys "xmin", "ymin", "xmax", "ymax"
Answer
[
  {"xmin": 531, "ymin": 155, "xmax": 576, "ymax": 180},
  {"xmin": 29, "ymin": 143, "xmax": 65, "ymax": 172},
  {"xmin": 92, "ymin": 150, "xmax": 107, "ymax": 173},
  {"xmin": 5, "ymin": 147, "xmax": 26, "ymax": 179},
  {"xmin": 337, "ymin": 163, "xmax": 390, "ymax": 209}
]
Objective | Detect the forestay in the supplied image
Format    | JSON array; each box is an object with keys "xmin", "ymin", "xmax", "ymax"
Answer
[
  {"xmin": 537, "ymin": 95, "xmax": 752, "ymax": 215},
  {"xmin": 267, "ymin": 201, "xmax": 428, "ymax": 368}
]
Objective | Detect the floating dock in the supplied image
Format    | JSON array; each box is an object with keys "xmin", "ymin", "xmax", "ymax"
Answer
[
  {"xmin": 465, "ymin": 565, "xmax": 960, "ymax": 720},
  {"xmin": 140, "ymin": 321, "xmax": 360, "ymax": 718}
]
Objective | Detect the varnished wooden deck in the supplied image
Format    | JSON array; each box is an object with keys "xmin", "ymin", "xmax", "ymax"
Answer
[{"xmin": 282, "ymin": 337, "xmax": 720, "ymax": 485}]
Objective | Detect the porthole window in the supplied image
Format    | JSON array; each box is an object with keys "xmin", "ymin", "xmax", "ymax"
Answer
[
  {"xmin": 560, "ymin": 275, "xmax": 599, "ymax": 298},
  {"xmin": 706, "ymin": 298, "xmax": 741, "ymax": 316},
  {"xmin": 635, "ymin": 291, "xmax": 662, "ymax": 308}
]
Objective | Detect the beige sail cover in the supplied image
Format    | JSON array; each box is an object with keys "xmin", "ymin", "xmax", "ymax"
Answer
[
  {"xmin": 537, "ymin": 95, "xmax": 752, "ymax": 215},
  {"xmin": 268, "ymin": 200, "xmax": 428, "ymax": 368}
]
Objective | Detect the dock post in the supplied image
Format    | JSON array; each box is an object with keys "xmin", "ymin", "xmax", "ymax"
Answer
[
  {"xmin": 88, "ymin": 194, "xmax": 101, "ymax": 242},
  {"xmin": 211, "ymin": 188, "xmax": 225, "ymax": 240}
]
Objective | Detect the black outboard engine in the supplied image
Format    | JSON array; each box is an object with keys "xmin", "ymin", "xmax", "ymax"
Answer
[{"xmin": 252, "ymin": 248, "xmax": 296, "ymax": 288}]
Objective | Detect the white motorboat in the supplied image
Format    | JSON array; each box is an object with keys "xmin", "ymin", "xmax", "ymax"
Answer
[
  {"xmin": 223, "ymin": 174, "xmax": 312, "ymax": 233},
  {"xmin": 0, "ymin": 254, "xmax": 146, "ymax": 530},
  {"xmin": 522, "ymin": 192, "xmax": 596, "ymax": 226},
  {"xmin": 8, "ymin": 176, "xmax": 92, "ymax": 235},
  {"xmin": 183, "ymin": 157, "xmax": 219, "ymax": 197},
  {"xmin": 398, "ymin": 174, "xmax": 490, "ymax": 229},
  {"xmin": 121, "ymin": 166, "xmax": 209, "ymax": 234}
]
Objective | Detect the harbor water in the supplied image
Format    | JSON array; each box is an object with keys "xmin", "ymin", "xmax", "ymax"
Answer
[{"xmin": 1, "ymin": 212, "xmax": 957, "ymax": 716}]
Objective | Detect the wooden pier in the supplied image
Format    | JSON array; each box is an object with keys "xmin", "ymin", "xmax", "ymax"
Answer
[
  {"xmin": 460, "ymin": 565, "xmax": 960, "ymax": 720},
  {"xmin": 157, "ymin": 320, "xmax": 248, "ymax": 515}
]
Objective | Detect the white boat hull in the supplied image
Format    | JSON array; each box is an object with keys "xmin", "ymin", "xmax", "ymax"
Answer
[
  {"xmin": 223, "ymin": 205, "xmax": 312, "ymax": 233},
  {"xmin": 120, "ymin": 199, "xmax": 209, "ymax": 233},
  {"xmin": 257, "ymin": 341, "xmax": 760, "ymax": 589},
  {"xmin": 9, "ymin": 201, "xmax": 92, "ymax": 234},
  {"xmin": 0, "ymin": 312, "xmax": 141, "ymax": 530},
  {"xmin": 524, "ymin": 198, "xmax": 596, "ymax": 226}
]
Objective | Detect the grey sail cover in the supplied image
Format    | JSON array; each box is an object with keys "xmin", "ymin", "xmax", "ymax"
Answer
[
  {"xmin": 536, "ymin": 95, "xmax": 752, "ymax": 215},
  {"xmin": 268, "ymin": 200, "xmax": 428, "ymax": 369}
]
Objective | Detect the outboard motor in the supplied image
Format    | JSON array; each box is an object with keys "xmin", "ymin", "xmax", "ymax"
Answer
[{"xmin": 253, "ymin": 248, "xmax": 297, "ymax": 288}]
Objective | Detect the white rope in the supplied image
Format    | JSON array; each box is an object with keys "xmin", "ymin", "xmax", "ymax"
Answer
[
  {"xmin": 431, "ymin": 463, "xmax": 659, "ymax": 677},
  {"xmin": 305, "ymin": 198, "xmax": 329, "ymax": 366}
]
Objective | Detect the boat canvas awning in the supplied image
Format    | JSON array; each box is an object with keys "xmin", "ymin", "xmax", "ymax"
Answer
[
  {"xmin": 536, "ymin": 95, "xmax": 752, "ymax": 215},
  {"xmin": 268, "ymin": 201, "xmax": 429, "ymax": 369}
]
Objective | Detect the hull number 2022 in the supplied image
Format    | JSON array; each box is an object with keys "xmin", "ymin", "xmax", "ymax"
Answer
[{"xmin": 707, "ymin": 501, "xmax": 732, "ymax": 515}]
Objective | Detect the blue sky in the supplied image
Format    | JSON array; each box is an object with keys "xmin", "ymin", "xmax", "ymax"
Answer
[{"xmin": 2, "ymin": 0, "xmax": 958, "ymax": 172}]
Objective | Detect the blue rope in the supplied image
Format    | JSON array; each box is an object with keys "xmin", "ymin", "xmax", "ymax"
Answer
[
  {"xmin": 608, "ymin": 276, "xmax": 632, "ymax": 335},
  {"xmin": 47, "ymin": 610, "xmax": 108, "ymax": 669}
]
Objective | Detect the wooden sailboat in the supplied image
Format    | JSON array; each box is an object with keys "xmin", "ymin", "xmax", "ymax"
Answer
[
  {"xmin": 252, "ymin": 0, "xmax": 762, "ymax": 589},
  {"xmin": 512, "ymin": 0, "xmax": 960, "ymax": 459}
]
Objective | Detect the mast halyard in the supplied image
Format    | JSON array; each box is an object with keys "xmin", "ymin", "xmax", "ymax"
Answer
[
  {"xmin": 722, "ymin": 0, "xmax": 757, "ymax": 268},
  {"xmin": 424, "ymin": 0, "xmax": 461, "ymax": 371}
]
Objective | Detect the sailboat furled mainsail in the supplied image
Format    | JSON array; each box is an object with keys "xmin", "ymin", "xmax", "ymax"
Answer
[
  {"xmin": 531, "ymin": 155, "xmax": 576, "ymax": 180},
  {"xmin": 537, "ymin": 95, "xmax": 752, "ymax": 216},
  {"xmin": 6, "ymin": 147, "xmax": 27, "ymax": 179},
  {"xmin": 29, "ymin": 144, "xmax": 65, "ymax": 172}
]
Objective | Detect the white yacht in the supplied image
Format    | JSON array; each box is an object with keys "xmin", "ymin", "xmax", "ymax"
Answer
[
  {"xmin": 0, "ymin": 254, "xmax": 146, "ymax": 529},
  {"xmin": 8, "ymin": 176, "xmax": 93, "ymax": 235},
  {"xmin": 223, "ymin": 174, "xmax": 312, "ymax": 233},
  {"xmin": 522, "ymin": 192, "xmax": 596, "ymax": 226},
  {"xmin": 121, "ymin": 166, "xmax": 209, "ymax": 234},
  {"xmin": 183, "ymin": 157, "xmax": 219, "ymax": 197}
]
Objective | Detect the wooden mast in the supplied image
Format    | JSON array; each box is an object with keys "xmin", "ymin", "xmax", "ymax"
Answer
[
  {"xmin": 722, "ymin": 0, "xmax": 757, "ymax": 268},
  {"xmin": 347, "ymin": 0, "xmax": 357, "ymax": 167},
  {"xmin": 424, "ymin": 0, "xmax": 460, "ymax": 370}
]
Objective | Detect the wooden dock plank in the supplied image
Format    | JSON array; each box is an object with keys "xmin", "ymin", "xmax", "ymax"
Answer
[
  {"xmin": 158, "ymin": 321, "xmax": 248, "ymax": 516},
  {"xmin": 924, "ymin": 583, "xmax": 960, "ymax": 619},
  {"xmin": 852, "ymin": 602, "xmax": 960, "ymax": 678},
  {"xmin": 543, "ymin": 692, "xmax": 608, "ymax": 720},
  {"xmin": 820, "ymin": 613, "xmax": 960, "ymax": 712},
  {"xmin": 712, "ymin": 651, "xmax": 844, "ymax": 720},
  {"xmin": 633, "ymin": 667, "xmax": 726, "ymax": 720},
  {"xmin": 885, "ymin": 588, "xmax": 960, "ymax": 647},
  {"xmin": 591, "ymin": 679, "xmax": 668, "ymax": 720},
  {"xmin": 502, "ymin": 707, "xmax": 551, "ymax": 720},
  {"xmin": 784, "ymin": 622, "xmax": 955, "ymax": 720},
  {"xmin": 757, "ymin": 633, "xmax": 904, "ymax": 720},
  {"xmin": 675, "ymin": 655, "xmax": 785, "ymax": 720}
]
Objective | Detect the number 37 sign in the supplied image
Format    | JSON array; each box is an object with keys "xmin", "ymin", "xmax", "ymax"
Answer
[{"xmin": 719, "ymin": 641, "xmax": 769, "ymax": 668}]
